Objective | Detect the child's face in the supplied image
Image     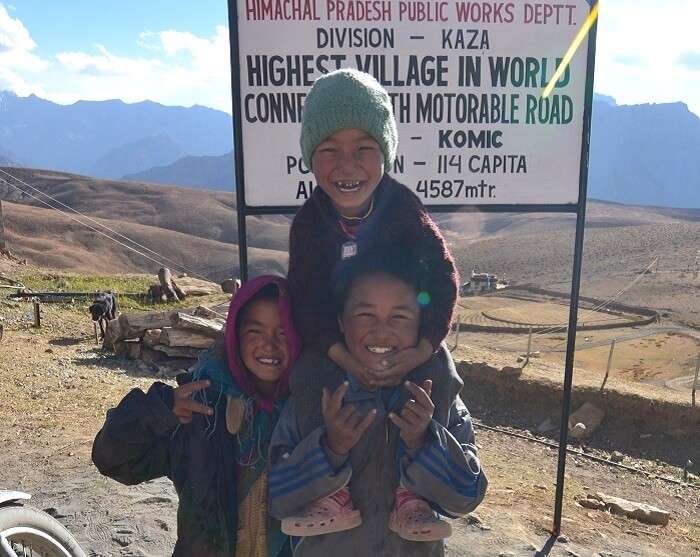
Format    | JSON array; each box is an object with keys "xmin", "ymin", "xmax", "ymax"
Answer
[
  {"xmin": 340, "ymin": 273, "xmax": 420, "ymax": 371},
  {"xmin": 238, "ymin": 298, "xmax": 290, "ymax": 394},
  {"xmin": 311, "ymin": 128, "xmax": 384, "ymax": 217}
]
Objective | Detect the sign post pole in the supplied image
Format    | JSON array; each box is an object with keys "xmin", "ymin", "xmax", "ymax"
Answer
[
  {"xmin": 552, "ymin": 5, "xmax": 598, "ymax": 535},
  {"xmin": 227, "ymin": 0, "xmax": 249, "ymax": 282}
]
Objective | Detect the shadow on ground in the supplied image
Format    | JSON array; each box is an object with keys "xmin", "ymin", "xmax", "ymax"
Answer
[
  {"xmin": 49, "ymin": 337, "xmax": 88, "ymax": 347},
  {"xmin": 73, "ymin": 350, "xmax": 159, "ymax": 379}
]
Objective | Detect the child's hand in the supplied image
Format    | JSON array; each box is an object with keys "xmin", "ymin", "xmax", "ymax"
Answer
[
  {"xmin": 322, "ymin": 382, "xmax": 377, "ymax": 455},
  {"xmin": 389, "ymin": 380, "xmax": 434, "ymax": 449},
  {"xmin": 328, "ymin": 342, "xmax": 382, "ymax": 390},
  {"xmin": 373, "ymin": 339, "xmax": 433, "ymax": 387},
  {"xmin": 172, "ymin": 380, "xmax": 214, "ymax": 424}
]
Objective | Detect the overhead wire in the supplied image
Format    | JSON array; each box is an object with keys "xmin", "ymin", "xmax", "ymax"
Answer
[
  {"xmin": 0, "ymin": 171, "xmax": 233, "ymax": 282},
  {"xmin": 482, "ymin": 257, "xmax": 659, "ymax": 352},
  {"xmin": 0, "ymin": 173, "xmax": 194, "ymax": 274},
  {"xmin": 474, "ymin": 420, "xmax": 700, "ymax": 491},
  {"xmin": 0, "ymin": 166, "xmax": 225, "ymax": 281},
  {"xmin": 0, "ymin": 166, "xmax": 214, "ymax": 280}
]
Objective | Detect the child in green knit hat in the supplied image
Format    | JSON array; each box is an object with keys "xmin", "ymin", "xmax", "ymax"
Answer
[{"xmin": 280, "ymin": 69, "xmax": 484, "ymax": 545}]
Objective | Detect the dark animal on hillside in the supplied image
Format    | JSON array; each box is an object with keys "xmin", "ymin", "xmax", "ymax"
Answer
[{"xmin": 89, "ymin": 292, "xmax": 118, "ymax": 339}]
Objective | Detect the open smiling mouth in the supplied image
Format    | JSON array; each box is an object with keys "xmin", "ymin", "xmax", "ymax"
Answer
[
  {"xmin": 365, "ymin": 345, "xmax": 395, "ymax": 355},
  {"xmin": 256, "ymin": 357, "xmax": 282, "ymax": 366},
  {"xmin": 334, "ymin": 180, "xmax": 362, "ymax": 193}
]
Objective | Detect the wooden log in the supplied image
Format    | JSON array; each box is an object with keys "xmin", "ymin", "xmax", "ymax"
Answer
[
  {"xmin": 160, "ymin": 327, "xmax": 215, "ymax": 348},
  {"xmin": 151, "ymin": 344, "xmax": 204, "ymax": 359},
  {"xmin": 172, "ymin": 312, "xmax": 225, "ymax": 338},
  {"xmin": 174, "ymin": 276, "xmax": 222, "ymax": 296},
  {"xmin": 158, "ymin": 267, "xmax": 180, "ymax": 302},
  {"xmin": 193, "ymin": 305, "xmax": 220, "ymax": 319},
  {"xmin": 140, "ymin": 345, "xmax": 166, "ymax": 364},
  {"xmin": 194, "ymin": 304, "xmax": 229, "ymax": 320},
  {"xmin": 118, "ymin": 311, "xmax": 177, "ymax": 338},
  {"xmin": 143, "ymin": 328, "xmax": 163, "ymax": 347},
  {"xmin": 171, "ymin": 278, "xmax": 186, "ymax": 300},
  {"xmin": 155, "ymin": 359, "xmax": 198, "ymax": 378},
  {"xmin": 114, "ymin": 339, "xmax": 142, "ymax": 360}
]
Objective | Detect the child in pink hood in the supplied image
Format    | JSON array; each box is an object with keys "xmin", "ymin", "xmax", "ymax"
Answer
[{"xmin": 93, "ymin": 275, "xmax": 301, "ymax": 557}]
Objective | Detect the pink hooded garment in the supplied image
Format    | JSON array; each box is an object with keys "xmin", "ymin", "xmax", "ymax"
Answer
[{"xmin": 223, "ymin": 275, "xmax": 302, "ymax": 413}]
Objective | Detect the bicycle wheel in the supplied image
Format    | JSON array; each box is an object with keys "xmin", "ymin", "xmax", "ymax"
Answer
[{"xmin": 0, "ymin": 506, "xmax": 86, "ymax": 557}]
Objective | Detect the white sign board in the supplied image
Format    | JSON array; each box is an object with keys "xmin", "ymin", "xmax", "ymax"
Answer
[{"xmin": 235, "ymin": 0, "xmax": 593, "ymax": 207}]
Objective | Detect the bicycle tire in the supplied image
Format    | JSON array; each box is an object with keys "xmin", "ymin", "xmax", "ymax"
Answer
[{"xmin": 0, "ymin": 506, "xmax": 86, "ymax": 557}]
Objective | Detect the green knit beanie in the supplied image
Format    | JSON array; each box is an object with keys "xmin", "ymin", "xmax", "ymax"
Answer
[{"xmin": 300, "ymin": 69, "xmax": 398, "ymax": 172}]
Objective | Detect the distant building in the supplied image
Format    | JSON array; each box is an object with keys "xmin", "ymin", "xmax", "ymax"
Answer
[{"xmin": 460, "ymin": 268, "xmax": 500, "ymax": 296}]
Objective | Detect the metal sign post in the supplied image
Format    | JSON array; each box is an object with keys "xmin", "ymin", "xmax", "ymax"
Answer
[
  {"xmin": 227, "ymin": 1, "xmax": 250, "ymax": 281},
  {"xmin": 227, "ymin": 0, "xmax": 599, "ymax": 540}
]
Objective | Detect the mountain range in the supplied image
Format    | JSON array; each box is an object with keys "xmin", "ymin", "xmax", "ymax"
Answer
[
  {"xmin": 0, "ymin": 92, "xmax": 232, "ymax": 179},
  {"xmin": 123, "ymin": 151, "xmax": 234, "ymax": 192},
  {"xmin": 588, "ymin": 97, "xmax": 700, "ymax": 207}
]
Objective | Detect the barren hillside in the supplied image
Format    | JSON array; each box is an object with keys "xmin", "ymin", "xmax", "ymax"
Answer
[
  {"xmin": 2, "ymin": 200, "xmax": 287, "ymax": 279},
  {"xmin": 0, "ymin": 167, "xmax": 290, "ymax": 250},
  {"xmin": 450, "ymin": 220, "xmax": 700, "ymax": 326}
]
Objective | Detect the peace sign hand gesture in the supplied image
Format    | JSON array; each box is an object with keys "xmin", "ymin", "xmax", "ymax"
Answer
[{"xmin": 172, "ymin": 380, "xmax": 214, "ymax": 424}]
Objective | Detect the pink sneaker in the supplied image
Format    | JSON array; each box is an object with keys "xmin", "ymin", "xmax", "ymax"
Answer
[
  {"xmin": 281, "ymin": 487, "xmax": 362, "ymax": 536},
  {"xmin": 389, "ymin": 487, "xmax": 452, "ymax": 542}
]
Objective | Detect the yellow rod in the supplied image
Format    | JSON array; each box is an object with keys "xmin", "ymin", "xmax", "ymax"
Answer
[{"xmin": 543, "ymin": 2, "xmax": 599, "ymax": 99}]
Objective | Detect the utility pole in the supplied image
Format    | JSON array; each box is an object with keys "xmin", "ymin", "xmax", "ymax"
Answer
[{"xmin": 0, "ymin": 199, "xmax": 6, "ymax": 251}]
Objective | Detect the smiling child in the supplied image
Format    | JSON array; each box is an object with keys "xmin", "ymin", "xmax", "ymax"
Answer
[
  {"xmin": 93, "ymin": 276, "xmax": 301, "ymax": 557},
  {"xmin": 271, "ymin": 257, "xmax": 486, "ymax": 556}
]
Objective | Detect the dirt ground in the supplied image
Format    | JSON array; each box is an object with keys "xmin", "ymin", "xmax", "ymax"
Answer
[
  {"xmin": 1, "ymin": 296, "xmax": 699, "ymax": 557},
  {"xmin": 455, "ymin": 294, "xmax": 700, "ymax": 395}
]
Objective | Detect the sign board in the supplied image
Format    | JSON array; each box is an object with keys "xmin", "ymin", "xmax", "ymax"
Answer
[{"xmin": 234, "ymin": 0, "xmax": 594, "ymax": 207}]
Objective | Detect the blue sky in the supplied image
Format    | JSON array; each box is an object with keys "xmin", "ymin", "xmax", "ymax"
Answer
[
  {"xmin": 7, "ymin": 1, "xmax": 227, "ymax": 59},
  {"xmin": 1, "ymin": 0, "xmax": 699, "ymax": 115},
  {"xmin": 0, "ymin": 0, "xmax": 232, "ymax": 111}
]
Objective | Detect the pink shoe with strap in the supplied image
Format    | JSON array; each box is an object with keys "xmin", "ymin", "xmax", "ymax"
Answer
[
  {"xmin": 389, "ymin": 487, "xmax": 452, "ymax": 542},
  {"xmin": 281, "ymin": 487, "xmax": 362, "ymax": 536}
]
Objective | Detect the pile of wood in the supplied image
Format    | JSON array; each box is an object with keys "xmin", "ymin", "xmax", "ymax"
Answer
[
  {"xmin": 104, "ymin": 304, "xmax": 228, "ymax": 376},
  {"xmin": 148, "ymin": 268, "xmax": 223, "ymax": 303}
]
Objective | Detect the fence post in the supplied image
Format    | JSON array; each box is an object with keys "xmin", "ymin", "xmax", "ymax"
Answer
[
  {"xmin": 450, "ymin": 315, "xmax": 462, "ymax": 352},
  {"xmin": 522, "ymin": 326, "xmax": 533, "ymax": 367},
  {"xmin": 600, "ymin": 338, "xmax": 616, "ymax": 393},
  {"xmin": 692, "ymin": 352, "xmax": 700, "ymax": 407},
  {"xmin": 33, "ymin": 301, "xmax": 41, "ymax": 328}
]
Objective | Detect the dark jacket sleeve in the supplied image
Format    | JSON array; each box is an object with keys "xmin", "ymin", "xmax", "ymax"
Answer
[
  {"xmin": 91, "ymin": 382, "xmax": 180, "ymax": 486},
  {"xmin": 403, "ymin": 193, "xmax": 459, "ymax": 349},
  {"xmin": 288, "ymin": 203, "xmax": 343, "ymax": 354}
]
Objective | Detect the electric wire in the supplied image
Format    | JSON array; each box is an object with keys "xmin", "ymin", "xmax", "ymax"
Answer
[
  {"xmin": 474, "ymin": 420, "xmax": 700, "ymax": 490},
  {"xmin": 0, "ymin": 173, "xmax": 212, "ymax": 279},
  {"xmin": 1, "ymin": 174, "xmax": 233, "ymax": 320},
  {"xmin": 0, "ymin": 167, "xmax": 226, "ymax": 281},
  {"xmin": 0, "ymin": 166, "xmax": 214, "ymax": 280},
  {"xmin": 483, "ymin": 257, "xmax": 658, "ymax": 352}
]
